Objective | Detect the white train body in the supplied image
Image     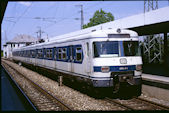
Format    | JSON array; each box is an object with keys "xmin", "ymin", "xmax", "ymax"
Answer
[{"xmin": 12, "ymin": 29, "xmax": 142, "ymax": 94}]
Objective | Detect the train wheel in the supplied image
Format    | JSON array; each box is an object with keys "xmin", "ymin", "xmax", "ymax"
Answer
[
  {"xmin": 89, "ymin": 87, "xmax": 104, "ymax": 99},
  {"xmin": 134, "ymin": 85, "xmax": 142, "ymax": 96},
  {"xmin": 113, "ymin": 83, "xmax": 120, "ymax": 94}
]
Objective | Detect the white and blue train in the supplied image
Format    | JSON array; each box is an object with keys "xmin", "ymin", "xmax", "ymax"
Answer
[{"xmin": 12, "ymin": 28, "xmax": 142, "ymax": 96}]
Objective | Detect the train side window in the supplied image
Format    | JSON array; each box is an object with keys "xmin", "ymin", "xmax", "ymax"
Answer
[
  {"xmin": 24, "ymin": 51, "xmax": 26, "ymax": 57},
  {"xmin": 23, "ymin": 51, "xmax": 25, "ymax": 57},
  {"xmin": 25, "ymin": 50, "xmax": 28, "ymax": 57},
  {"xmin": 25, "ymin": 51, "xmax": 26, "ymax": 57},
  {"xmin": 37, "ymin": 50, "xmax": 39, "ymax": 58},
  {"xmin": 20, "ymin": 51, "xmax": 21, "ymax": 56},
  {"xmin": 25, "ymin": 51, "xmax": 27, "ymax": 57},
  {"xmin": 43, "ymin": 48, "xmax": 46, "ymax": 58},
  {"xmin": 54, "ymin": 48, "xmax": 57, "ymax": 60},
  {"xmin": 76, "ymin": 47, "xmax": 82, "ymax": 61},
  {"xmin": 31, "ymin": 50, "xmax": 33, "ymax": 58},
  {"xmin": 34, "ymin": 50, "xmax": 36, "ymax": 58},
  {"xmin": 40, "ymin": 49, "xmax": 43, "ymax": 58},
  {"xmin": 46, "ymin": 49, "xmax": 49, "ymax": 58},
  {"xmin": 86, "ymin": 42, "xmax": 89, "ymax": 57},
  {"xmin": 37, "ymin": 49, "xmax": 43, "ymax": 58},
  {"xmin": 62, "ymin": 48, "xmax": 67, "ymax": 60},
  {"xmin": 58, "ymin": 48, "xmax": 62, "ymax": 60},
  {"xmin": 31, "ymin": 50, "xmax": 36, "ymax": 58},
  {"xmin": 23, "ymin": 51, "xmax": 24, "ymax": 57},
  {"xmin": 21, "ymin": 51, "xmax": 23, "ymax": 57},
  {"xmin": 28, "ymin": 50, "xmax": 30, "ymax": 57},
  {"xmin": 31, "ymin": 50, "xmax": 33, "ymax": 57},
  {"xmin": 22, "ymin": 51, "xmax": 24, "ymax": 57},
  {"xmin": 49, "ymin": 49, "xmax": 53, "ymax": 59}
]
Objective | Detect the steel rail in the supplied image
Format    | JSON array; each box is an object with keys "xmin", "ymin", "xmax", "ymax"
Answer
[
  {"xmin": 105, "ymin": 97, "xmax": 133, "ymax": 110},
  {"xmin": 105, "ymin": 97, "xmax": 169, "ymax": 110},
  {"xmin": 136, "ymin": 97, "xmax": 169, "ymax": 110}
]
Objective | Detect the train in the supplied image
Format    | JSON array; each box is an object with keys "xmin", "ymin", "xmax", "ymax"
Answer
[{"xmin": 12, "ymin": 28, "xmax": 142, "ymax": 97}]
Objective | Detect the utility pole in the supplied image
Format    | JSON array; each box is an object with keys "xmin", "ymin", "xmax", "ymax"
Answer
[
  {"xmin": 75, "ymin": 5, "xmax": 84, "ymax": 29},
  {"xmin": 36, "ymin": 26, "xmax": 45, "ymax": 40},
  {"xmin": 5, "ymin": 30, "xmax": 7, "ymax": 44}
]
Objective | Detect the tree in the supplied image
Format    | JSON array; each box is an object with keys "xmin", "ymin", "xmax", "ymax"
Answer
[
  {"xmin": 83, "ymin": 9, "xmax": 114, "ymax": 29},
  {"xmin": 1, "ymin": 50, "xmax": 3, "ymax": 57}
]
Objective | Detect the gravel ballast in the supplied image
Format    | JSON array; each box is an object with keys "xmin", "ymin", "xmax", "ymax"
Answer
[
  {"xmin": 2, "ymin": 59, "xmax": 169, "ymax": 110},
  {"xmin": 2, "ymin": 60, "xmax": 124, "ymax": 111}
]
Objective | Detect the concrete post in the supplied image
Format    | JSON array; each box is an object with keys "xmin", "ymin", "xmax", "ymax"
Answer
[{"xmin": 58, "ymin": 76, "xmax": 63, "ymax": 86}]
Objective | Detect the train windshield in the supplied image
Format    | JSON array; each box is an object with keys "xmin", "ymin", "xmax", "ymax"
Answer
[
  {"xmin": 93, "ymin": 41, "xmax": 119, "ymax": 57},
  {"xmin": 93, "ymin": 41, "xmax": 141, "ymax": 58},
  {"xmin": 123, "ymin": 41, "xmax": 141, "ymax": 56}
]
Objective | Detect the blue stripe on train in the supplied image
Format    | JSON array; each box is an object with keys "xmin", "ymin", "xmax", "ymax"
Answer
[{"xmin": 93, "ymin": 65, "xmax": 136, "ymax": 72}]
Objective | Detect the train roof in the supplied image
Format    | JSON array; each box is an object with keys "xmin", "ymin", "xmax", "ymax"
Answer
[
  {"xmin": 49, "ymin": 28, "xmax": 138, "ymax": 42},
  {"xmin": 13, "ymin": 28, "xmax": 138, "ymax": 51}
]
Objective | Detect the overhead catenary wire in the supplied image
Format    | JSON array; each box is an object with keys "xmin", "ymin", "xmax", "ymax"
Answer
[
  {"xmin": 26, "ymin": 2, "xmax": 60, "ymax": 38},
  {"xmin": 8, "ymin": 2, "xmax": 33, "ymax": 38},
  {"xmin": 45, "ymin": 2, "xmax": 103, "ymax": 36},
  {"xmin": 43, "ymin": 3, "xmax": 93, "ymax": 30}
]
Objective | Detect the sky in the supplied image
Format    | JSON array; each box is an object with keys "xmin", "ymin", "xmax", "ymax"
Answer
[{"xmin": 1, "ymin": 1, "xmax": 169, "ymax": 50}]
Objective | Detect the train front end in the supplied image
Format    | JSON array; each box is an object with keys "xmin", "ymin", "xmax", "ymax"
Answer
[{"xmin": 91, "ymin": 29, "xmax": 142, "ymax": 96}]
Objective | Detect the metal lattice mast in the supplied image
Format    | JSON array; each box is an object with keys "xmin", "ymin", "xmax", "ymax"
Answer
[
  {"xmin": 143, "ymin": 0, "xmax": 163, "ymax": 63},
  {"xmin": 144, "ymin": 0, "xmax": 158, "ymax": 13}
]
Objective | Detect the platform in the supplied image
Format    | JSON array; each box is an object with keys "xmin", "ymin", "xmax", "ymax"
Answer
[
  {"xmin": 142, "ymin": 73, "xmax": 169, "ymax": 86},
  {"xmin": 1, "ymin": 66, "xmax": 26, "ymax": 111},
  {"xmin": 141, "ymin": 73, "xmax": 169, "ymax": 102}
]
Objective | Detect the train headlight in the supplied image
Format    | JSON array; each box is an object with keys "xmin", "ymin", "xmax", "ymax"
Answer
[
  {"xmin": 136, "ymin": 65, "xmax": 142, "ymax": 71},
  {"xmin": 101, "ymin": 66, "xmax": 110, "ymax": 73}
]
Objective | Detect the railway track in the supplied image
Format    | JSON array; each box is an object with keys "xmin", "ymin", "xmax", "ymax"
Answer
[
  {"xmin": 2, "ymin": 59, "xmax": 169, "ymax": 111},
  {"xmin": 105, "ymin": 97, "xmax": 169, "ymax": 110},
  {"xmin": 2, "ymin": 60, "xmax": 73, "ymax": 111}
]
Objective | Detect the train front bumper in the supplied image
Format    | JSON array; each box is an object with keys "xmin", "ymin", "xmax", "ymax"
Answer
[{"xmin": 90, "ymin": 72, "xmax": 142, "ymax": 88}]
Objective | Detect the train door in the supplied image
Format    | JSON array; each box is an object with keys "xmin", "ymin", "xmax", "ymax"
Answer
[
  {"xmin": 27, "ymin": 50, "xmax": 30, "ymax": 63},
  {"xmin": 54, "ymin": 47, "xmax": 57, "ymax": 69},
  {"xmin": 85, "ymin": 42, "xmax": 91, "ymax": 74},
  {"xmin": 68, "ymin": 45, "xmax": 74, "ymax": 72}
]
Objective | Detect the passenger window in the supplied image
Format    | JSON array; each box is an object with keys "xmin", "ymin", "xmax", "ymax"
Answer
[
  {"xmin": 58, "ymin": 48, "xmax": 62, "ymax": 60},
  {"xmin": 31, "ymin": 50, "xmax": 36, "ymax": 58},
  {"xmin": 49, "ymin": 49, "xmax": 53, "ymax": 59},
  {"xmin": 86, "ymin": 42, "xmax": 89, "ymax": 57},
  {"xmin": 33, "ymin": 50, "xmax": 36, "ymax": 58},
  {"xmin": 28, "ymin": 50, "xmax": 30, "ymax": 57},
  {"xmin": 22, "ymin": 51, "xmax": 23, "ymax": 57},
  {"xmin": 76, "ymin": 47, "xmax": 82, "ymax": 61},
  {"xmin": 46, "ymin": 49, "xmax": 49, "ymax": 58},
  {"xmin": 37, "ymin": 49, "xmax": 43, "ymax": 58},
  {"xmin": 46, "ymin": 49, "xmax": 53, "ymax": 59},
  {"xmin": 54, "ymin": 48, "xmax": 57, "ymax": 60},
  {"xmin": 40, "ymin": 49, "xmax": 43, "ymax": 58},
  {"xmin": 62, "ymin": 48, "xmax": 67, "ymax": 60},
  {"xmin": 43, "ymin": 48, "xmax": 46, "ymax": 58}
]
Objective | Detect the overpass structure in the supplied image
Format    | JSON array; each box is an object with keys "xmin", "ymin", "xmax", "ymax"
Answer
[{"xmin": 81, "ymin": 6, "xmax": 169, "ymax": 36}]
